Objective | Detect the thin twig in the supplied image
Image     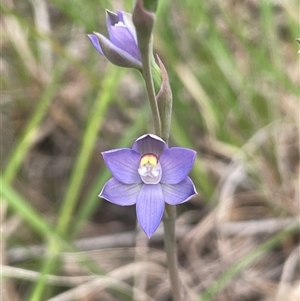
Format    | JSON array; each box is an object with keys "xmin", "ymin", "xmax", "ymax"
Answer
[
  {"xmin": 219, "ymin": 217, "xmax": 298, "ymax": 236},
  {"xmin": 7, "ymin": 225, "xmax": 192, "ymax": 264},
  {"xmin": 1, "ymin": 265, "xmax": 97, "ymax": 286},
  {"xmin": 276, "ymin": 246, "xmax": 300, "ymax": 301}
]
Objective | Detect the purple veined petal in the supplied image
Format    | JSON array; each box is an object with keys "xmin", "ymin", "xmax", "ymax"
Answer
[
  {"xmin": 132, "ymin": 134, "xmax": 168, "ymax": 157},
  {"xmin": 160, "ymin": 147, "xmax": 196, "ymax": 184},
  {"xmin": 136, "ymin": 184, "xmax": 165, "ymax": 238},
  {"xmin": 116, "ymin": 10, "xmax": 125, "ymax": 23},
  {"xmin": 102, "ymin": 148, "xmax": 141, "ymax": 184},
  {"xmin": 109, "ymin": 25, "xmax": 141, "ymax": 61},
  {"xmin": 106, "ymin": 10, "xmax": 140, "ymax": 62},
  {"xmin": 118, "ymin": 11, "xmax": 138, "ymax": 45},
  {"xmin": 99, "ymin": 177, "xmax": 141, "ymax": 206},
  {"xmin": 106, "ymin": 10, "xmax": 121, "ymax": 44},
  {"xmin": 88, "ymin": 34, "xmax": 103, "ymax": 55},
  {"xmin": 161, "ymin": 177, "xmax": 197, "ymax": 205},
  {"xmin": 92, "ymin": 32, "xmax": 142, "ymax": 69}
]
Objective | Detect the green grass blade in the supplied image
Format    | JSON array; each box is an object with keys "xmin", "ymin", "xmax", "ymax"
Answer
[
  {"xmin": 56, "ymin": 66, "xmax": 122, "ymax": 237},
  {"xmin": 3, "ymin": 62, "xmax": 67, "ymax": 183},
  {"xmin": 1, "ymin": 177, "xmax": 61, "ymax": 243}
]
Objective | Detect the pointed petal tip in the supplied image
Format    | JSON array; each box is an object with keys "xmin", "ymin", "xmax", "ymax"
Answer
[
  {"xmin": 106, "ymin": 9, "xmax": 117, "ymax": 17},
  {"xmin": 145, "ymin": 231, "xmax": 154, "ymax": 239},
  {"xmin": 88, "ymin": 33, "xmax": 104, "ymax": 55},
  {"xmin": 141, "ymin": 224, "xmax": 156, "ymax": 239},
  {"xmin": 87, "ymin": 33, "xmax": 96, "ymax": 42},
  {"xmin": 162, "ymin": 177, "xmax": 197, "ymax": 205},
  {"xmin": 106, "ymin": 9, "xmax": 119, "ymax": 27},
  {"xmin": 136, "ymin": 184, "xmax": 164, "ymax": 240},
  {"xmin": 98, "ymin": 186, "xmax": 105, "ymax": 198}
]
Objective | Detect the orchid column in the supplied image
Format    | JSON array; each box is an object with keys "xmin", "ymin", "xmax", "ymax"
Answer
[{"xmin": 88, "ymin": 1, "xmax": 197, "ymax": 300}]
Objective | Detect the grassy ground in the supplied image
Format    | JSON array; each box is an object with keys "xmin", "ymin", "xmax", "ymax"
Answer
[{"xmin": 1, "ymin": 0, "xmax": 299, "ymax": 300}]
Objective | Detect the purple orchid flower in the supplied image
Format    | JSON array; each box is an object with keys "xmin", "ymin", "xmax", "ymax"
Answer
[
  {"xmin": 88, "ymin": 10, "xmax": 142, "ymax": 70},
  {"xmin": 99, "ymin": 134, "xmax": 197, "ymax": 238}
]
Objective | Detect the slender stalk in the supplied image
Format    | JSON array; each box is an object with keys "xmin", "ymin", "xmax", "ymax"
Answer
[
  {"xmin": 134, "ymin": 3, "xmax": 180, "ymax": 299},
  {"xmin": 140, "ymin": 48, "xmax": 161, "ymax": 136},
  {"xmin": 139, "ymin": 34, "xmax": 181, "ymax": 301},
  {"xmin": 163, "ymin": 204, "xmax": 182, "ymax": 301},
  {"xmin": 143, "ymin": 54, "xmax": 181, "ymax": 297}
]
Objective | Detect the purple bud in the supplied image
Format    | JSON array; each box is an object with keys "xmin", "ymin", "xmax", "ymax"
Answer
[{"xmin": 88, "ymin": 10, "xmax": 142, "ymax": 70}]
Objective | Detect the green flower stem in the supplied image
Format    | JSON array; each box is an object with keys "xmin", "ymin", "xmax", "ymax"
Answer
[
  {"xmin": 141, "ymin": 34, "xmax": 181, "ymax": 301},
  {"xmin": 144, "ymin": 55, "xmax": 181, "ymax": 298},
  {"xmin": 163, "ymin": 204, "xmax": 182, "ymax": 301},
  {"xmin": 161, "ymin": 123, "xmax": 181, "ymax": 300},
  {"xmin": 135, "ymin": 2, "xmax": 180, "ymax": 298},
  {"xmin": 140, "ymin": 46, "xmax": 161, "ymax": 136}
]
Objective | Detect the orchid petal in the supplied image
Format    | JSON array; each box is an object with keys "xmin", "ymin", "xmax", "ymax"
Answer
[
  {"xmin": 99, "ymin": 177, "xmax": 141, "ymax": 206},
  {"xmin": 118, "ymin": 11, "xmax": 138, "ymax": 44},
  {"xmin": 106, "ymin": 9, "xmax": 119, "ymax": 27},
  {"xmin": 88, "ymin": 34, "xmax": 103, "ymax": 55},
  {"xmin": 136, "ymin": 184, "xmax": 164, "ymax": 238},
  {"xmin": 105, "ymin": 10, "xmax": 140, "ymax": 61},
  {"xmin": 92, "ymin": 32, "xmax": 142, "ymax": 69},
  {"xmin": 132, "ymin": 134, "xmax": 168, "ymax": 157},
  {"xmin": 160, "ymin": 147, "xmax": 196, "ymax": 184},
  {"xmin": 102, "ymin": 148, "xmax": 141, "ymax": 184},
  {"xmin": 161, "ymin": 177, "xmax": 197, "ymax": 205},
  {"xmin": 109, "ymin": 25, "xmax": 141, "ymax": 61}
]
